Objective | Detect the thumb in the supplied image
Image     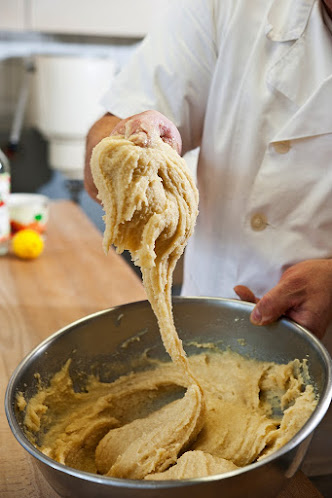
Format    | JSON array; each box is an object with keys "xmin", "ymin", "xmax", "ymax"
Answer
[{"xmin": 250, "ymin": 284, "xmax": 292, "ymax": 326}]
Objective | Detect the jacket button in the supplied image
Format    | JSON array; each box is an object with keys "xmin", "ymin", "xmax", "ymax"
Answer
[
  {"xmin": 250, "ymin": 213, "xmax": 268, "ymax": 231},
  {"xmin": 272, "ymin": 140, "xmax": 291, "ymax": 154}
]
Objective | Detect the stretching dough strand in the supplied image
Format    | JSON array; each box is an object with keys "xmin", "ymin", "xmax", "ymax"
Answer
[{"xmin": 91, "ymin": 135, "xmax": 199, "ymax": 379}]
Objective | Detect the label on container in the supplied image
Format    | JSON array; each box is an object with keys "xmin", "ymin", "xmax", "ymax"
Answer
[{"xmin": 0, "ymin": 173, "xmax": 10, "ymax": 242}]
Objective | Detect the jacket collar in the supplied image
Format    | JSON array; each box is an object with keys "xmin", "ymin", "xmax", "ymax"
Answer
[
  {"xmin": 266, "ymin": 0, "xmax": 332, "ymax": 139},
  {"xmin": 266, "ymin": 0, "xmax": 315, "ymax": 41},
  {"xmin": 272, "ymin": 75, "xmax": 332, "ymax": 141}
]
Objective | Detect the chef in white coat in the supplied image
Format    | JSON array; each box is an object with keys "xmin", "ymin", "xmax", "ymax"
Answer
[{"xmin": 85, "ymin": 0, "xmax": 332, "ymax": 476}]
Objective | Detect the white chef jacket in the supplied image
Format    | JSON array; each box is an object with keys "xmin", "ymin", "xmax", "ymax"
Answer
[{"xmin": 102, "ymin": 0, "xmax": 332, "ymax": 475}]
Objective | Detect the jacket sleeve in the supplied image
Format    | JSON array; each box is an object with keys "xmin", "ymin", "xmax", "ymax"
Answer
[{"xmin": 102, "ymin": 0, "xmax": 219, "ymax": 154}]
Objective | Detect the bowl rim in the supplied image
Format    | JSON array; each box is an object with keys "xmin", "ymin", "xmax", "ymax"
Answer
[{"xmin": 5, "ymin": 296, "xmax": 332, "ymax": 489}]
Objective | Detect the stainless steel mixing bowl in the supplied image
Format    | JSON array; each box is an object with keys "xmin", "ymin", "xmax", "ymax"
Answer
[{"xmin": 5, "ymin": 297, "xmax": 332, "ymax": 498}]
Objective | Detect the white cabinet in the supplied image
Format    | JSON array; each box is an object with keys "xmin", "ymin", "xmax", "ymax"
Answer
[
  {"xmin": 30, "ymin": 0, "xmax": 162, "ymax": 37},
  {"xmin": 0, "ymin": 0, "xmax": 163, "ymax": 37},
  {"xmin": 0, "ymin": 0, "xmax": 26, "ymax": 31}
]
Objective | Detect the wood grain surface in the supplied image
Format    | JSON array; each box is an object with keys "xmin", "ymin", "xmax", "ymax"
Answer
[
  {"xmin": 0, "ymin": 200, "xmax": 145, "ymax": 497},
  {"xmin": 0, "ymin": 201, "xmax": 322, "ymax": 497}
]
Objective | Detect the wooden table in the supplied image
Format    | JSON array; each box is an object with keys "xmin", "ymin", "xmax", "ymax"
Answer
[{"xmin": 0, "ymin": 200, "xmax": 322, "ymax": 497}]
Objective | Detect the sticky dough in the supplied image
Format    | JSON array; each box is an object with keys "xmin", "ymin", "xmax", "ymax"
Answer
[
  {"xmin": 91, "ymin": 134, "xmax": 199, "ymax": 380},
  {"xmin": 20, "ymin": 135, "xmax": 318, "ymax": 481},
  {"xmin": 22, "ymin": 352, "xmax": 317, "ymax": 479}
]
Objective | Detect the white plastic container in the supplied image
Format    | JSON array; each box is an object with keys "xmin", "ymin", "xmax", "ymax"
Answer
[{"xmin": 8, "ymin": 193, "xmax": 49, "ymax": 234}]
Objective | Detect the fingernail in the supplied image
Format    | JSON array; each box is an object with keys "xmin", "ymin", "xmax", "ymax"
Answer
[{"xmin": 251, "ymin": 307, "xmax": 262, "ymax": 324}]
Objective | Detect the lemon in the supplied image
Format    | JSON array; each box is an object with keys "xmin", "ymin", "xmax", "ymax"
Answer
[{"xmin": 12, "ymin": 229, "xmax": 44, "ymax": 260}]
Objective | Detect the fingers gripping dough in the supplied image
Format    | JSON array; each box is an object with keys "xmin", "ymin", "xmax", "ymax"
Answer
[{"xmin": 90, "ymin": 135, "xmax": 198, "ymax": 269}]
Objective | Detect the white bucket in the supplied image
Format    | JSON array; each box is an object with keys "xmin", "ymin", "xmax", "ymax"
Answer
[{"xmin": 32, "ymin": 55, "xmax": 116, "ymax": 179}]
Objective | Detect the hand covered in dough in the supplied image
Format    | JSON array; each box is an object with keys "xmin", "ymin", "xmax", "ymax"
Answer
[
  {"xmin": 234, "ymin": 259, "xmax": 332, "ymax": 339},
  {"xmin": 110, "ymin": 110, "xmax": 182, "ymax": 155}
]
